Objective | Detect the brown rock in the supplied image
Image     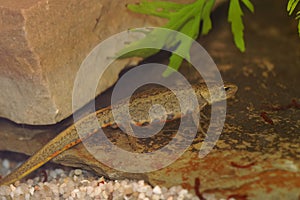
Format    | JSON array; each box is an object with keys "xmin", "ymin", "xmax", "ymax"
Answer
[{"xmin": 0, "ymin": 0, "xmax": 187, "ymax": 125}]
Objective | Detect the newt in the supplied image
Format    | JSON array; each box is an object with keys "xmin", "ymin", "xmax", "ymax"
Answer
[{"xmin": 0, "ymin": 82, "xmax": 237, "ymax": 185}]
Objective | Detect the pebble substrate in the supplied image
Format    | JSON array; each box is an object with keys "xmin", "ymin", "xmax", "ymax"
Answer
[{"xmin": 0, "ymin": 158, "xmax": 201, "ymax": 200}]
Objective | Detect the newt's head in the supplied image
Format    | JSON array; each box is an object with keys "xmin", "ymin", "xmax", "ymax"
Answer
[{"xmin": 199, "ymin": 83, "xmax": 238, "ymax": 104}]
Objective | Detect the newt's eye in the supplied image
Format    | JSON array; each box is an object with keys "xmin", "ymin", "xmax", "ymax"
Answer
[{"xmin": 224, "ymin": 86, "xmax": 230, "ymax": 91}]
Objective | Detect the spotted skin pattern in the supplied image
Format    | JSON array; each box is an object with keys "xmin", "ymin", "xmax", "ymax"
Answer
[{"xmin": 0, "ymin": 83, "xmax": 237, "ymax": 185}]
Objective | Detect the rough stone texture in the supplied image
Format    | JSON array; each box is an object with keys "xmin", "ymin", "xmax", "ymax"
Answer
[
  {"xmin": 1, "ymin": 0, "xmax": 300, "ymax": 199},
  {"xmin": 0, "ymin": 0, "xmax": 196, "ymax": 125}
]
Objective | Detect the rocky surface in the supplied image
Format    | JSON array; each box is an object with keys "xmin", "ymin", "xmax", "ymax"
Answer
[
  {"xmin": 0, "ymin": 0, "xmax": 194, "ymax": 125},
  {"xmin": 0, "ymin": 0, "xmax": 300, "ymax": 199}
]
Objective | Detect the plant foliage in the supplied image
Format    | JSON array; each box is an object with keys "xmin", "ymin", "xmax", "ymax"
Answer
[
  {"xmin": 116, "ymin": 0, "xmax": 254, "ymax": 76},
  {"xmin": 287, "ymin": 0, "xmax": 300, "ymax": 37}
]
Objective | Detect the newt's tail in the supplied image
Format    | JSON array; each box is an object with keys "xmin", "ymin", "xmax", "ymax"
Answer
[{"xmin": 0, "ymin": 126, "xmax": 81, "ymax": 186}]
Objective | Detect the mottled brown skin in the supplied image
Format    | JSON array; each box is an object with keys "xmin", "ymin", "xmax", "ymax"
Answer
[{"xmin": 0, "ymin": 83, "xmax": 237, "ymax": 185}]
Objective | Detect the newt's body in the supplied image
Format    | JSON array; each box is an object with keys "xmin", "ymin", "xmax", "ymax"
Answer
[{"xmin": 0, "ymin": 83, "xmax": 237, "ymax": 185}]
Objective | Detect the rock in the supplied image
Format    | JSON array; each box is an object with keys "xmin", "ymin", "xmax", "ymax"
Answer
[
  {"xmin": 123, "ymin": 185, "xmax": 133, "ymax": 196},
  {"xmin": 0, "ymin": 0, "xmax": 195, "ymax": 125},
  {"xmin": 152, "ymin": 186, "xmax": 162, "ymax": 195},
  {"xmin": 74, "ymin": 169, "xmax": 82, "ymax": 176},
  {"xmin": 1, "ymin": 0, "xmax": 300, "ymax": 199}
]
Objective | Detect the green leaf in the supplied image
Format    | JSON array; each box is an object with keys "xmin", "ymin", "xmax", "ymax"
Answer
[
  {"xmin": 163, "ymin": 1, "xmax": 202, "ymax": 31},
  {"xmin": 119, "ymin": 0, "xmax": 254, "ymax": 75},
  {"xmin": 127, "ymin": 2, "xmax": 171, "ymax": 18},
  {"xmin": 116, "ymin": 29, "xmax": 169, "ymax": 59},
  {"xmin": 176, "ymin": 6, "xmax": 201, "ymax": 39},
  {"xmin": 162, "ymin": 53, "xmax": 184, "ymax": 77},
  {"xmin": 296, "ymin": 11, "xmax": 300, "ymax": 37},
  {"xmin": 241, "ymin": 0, "xmax": 254, "ymax": 13},
  {"xmin": 119, "ymin": 0, "xmax": 208, "ymax": 76},
  {"xmin": 287, "ymin": 0, "xmax": 300, "ymax": 15},
  {"xmin": 287, "ymin": 0, "xmax": 295, "ymax": 11},
  {"xmin": 287, "ymin": 1, "xmax": 300, "ymax": 37},
  {"xmin": 201, "ymin": 0, "xmax": 215, "ymax": 35},
  {"xmin": 143, "ymin": 1, "xmax": 186, "ymax": 12},
  {"xmin": 228, "ymin": 0, "xmax": 246, "ymax": 52},
  {"xmin": 162, "ymin": 18, "xmax": 196, "ymax": 76}
]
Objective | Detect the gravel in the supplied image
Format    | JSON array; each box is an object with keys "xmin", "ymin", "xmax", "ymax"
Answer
[{"xmin": 0, "ymin": 157, "xmax": 201, "ymax": 200}]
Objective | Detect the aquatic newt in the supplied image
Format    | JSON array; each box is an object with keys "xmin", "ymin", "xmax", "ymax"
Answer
[{"xmin": 0, "ymin": 83, "xmax": 238, "ymax": 185}]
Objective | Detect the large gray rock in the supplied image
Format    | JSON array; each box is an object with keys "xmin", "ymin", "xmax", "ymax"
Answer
[{"xmin": 0, "ymin": 0, "xmax": 185, "ymax": 125}]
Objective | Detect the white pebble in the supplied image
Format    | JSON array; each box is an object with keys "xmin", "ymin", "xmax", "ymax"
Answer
[
  {"xmin": 55, "ymin": 169, "xmax": 64, "ymax": 176},
  {"xmin": 26, "ymin": 179, "xmax": 34, "ymax": 186},
  {"xmin": 137, "ymin": 185, "xmax": 149, "ymax": 193},
  {"xmin": 138, "ymin": 192, "xmax": 146, "ymax": 199},
  {"xmin": 29, "ymin": 187, "xmax": 35, "ymax": 195},
  {"xmin": 138, "ymin": 180, "xmax": 145, "ymax": 186},
  {"xmin": 2, "ymin": 159, "xmax": 10, "ymax": 169},
  {"xmin": 93, "ymin": 186, "xmax": 102, "ymax": 196},
  {"xmin": 178, "ymin": 189, "xmax": 188, "ymax": 196},
  {"xmin": 74, "ymin": 169, "xmax": 82, "ymax": 176},
  {"xmin": 105, "ymin": 181, "xmax": 114, "ymax": 193},
  {"xmin": 152, "ymin": 194, "xmax": 160, "ymax": 200},
  {"xmin": 48, "ymin": 184, "xmax": 59, "ymax": 196},
  {"xmin": 0, "ymin": 159, "xmax": 199, "ymax": 199},
  {"xmin": 49, "ymin": 170, "xmax": 57, "ymax": 179},
  {"xmin": 114, "ymin": 181, "xmax": 120, "ymax": 190},
  {"xmin": 25, "ymin": 193, "xmax": 31, "ymax": 200},
  {"xmin": 14, "ymin": 186, "xmax": 24, "ymax": 196},
  {"xmin": 102, "ymin": 190, "xmax": 108, "ymax": 199},
  {"xmin": 59, "ymin": 183, "xmax": 66, "ymax": 194},
  {"xmin": 86, "ymin": 186, "xmax": 94, "ymax": 196},
  {"xmin": 80, "ymin": 179, "xmax": 90, "ymax": 185},
  {"xmin": 0, "ymin": 185, "xmax": 10, "ymax": 196},
  {"xmin": 145, "ymin": 186, "xmax": 153, "ymax": 197},
  {"xmin": 71, "ymin": 188, "xmax": 79, "ymax": 198},
  {"xmin": 153, "ymin": 185, "xmax": 162, "ymax": 195},
  {"xmin": 123, "ymin": 185, "xmax": 133, "ymax": 196},
  {"xmin": 9, "ymin": 184, "xmax": 16, "ymax": 192}
]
